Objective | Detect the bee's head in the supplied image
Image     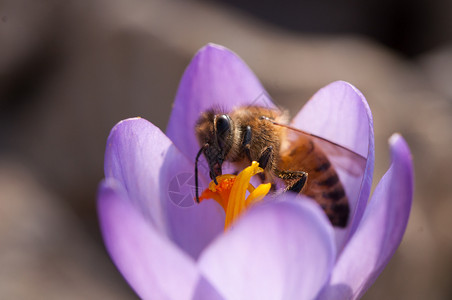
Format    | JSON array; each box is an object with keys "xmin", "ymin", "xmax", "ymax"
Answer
[{"xmin": 195, "ymin": 110, "xmax": 234, "ymax": 180}]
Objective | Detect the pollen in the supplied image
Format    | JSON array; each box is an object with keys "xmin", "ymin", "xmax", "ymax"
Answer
[{"xmin": 198, "ymin": 161, "xmax": 271, "ymax": 230}]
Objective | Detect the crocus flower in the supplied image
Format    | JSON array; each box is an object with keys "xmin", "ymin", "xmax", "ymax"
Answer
[{"xmin": 97, "ymin": 44, "xmax": 413, "ymax": 300}]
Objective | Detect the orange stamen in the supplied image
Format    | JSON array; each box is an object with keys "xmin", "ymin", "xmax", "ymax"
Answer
[{"xmin": 198, "ymin": 162, "xmax": 271, "ymax": 230}]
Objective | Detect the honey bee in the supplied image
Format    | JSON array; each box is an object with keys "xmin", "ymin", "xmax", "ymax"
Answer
[{"xmin": 194, "ymin": 106, "xmax": 366, "ymax": 227}]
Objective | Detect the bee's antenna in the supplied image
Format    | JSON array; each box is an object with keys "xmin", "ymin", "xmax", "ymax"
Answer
[{"xmin": 195, "ymin": 144, "xmax": 208, "ymax": 203}]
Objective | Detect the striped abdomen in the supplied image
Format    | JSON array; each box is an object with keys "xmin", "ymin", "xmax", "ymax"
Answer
[{"xmin": 278, "ymin": 134, "xmax": 349, "ymax": 227}]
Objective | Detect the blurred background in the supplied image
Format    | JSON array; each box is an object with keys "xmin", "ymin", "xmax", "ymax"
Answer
[{"xmin": 1, "ymin": 0, "xmax": 451, "ymax": 298}]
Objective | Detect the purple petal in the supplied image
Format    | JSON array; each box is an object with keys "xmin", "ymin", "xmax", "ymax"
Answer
[
  {"xmin": 191, "ymin": 277, "xmax": 226, "ymax": 300},
  {"xmin": 166, "ymin": 43, "xmax": 275, "ymax": 160},
  {"xmin": 291, "ymin": 81, "xmax": 374, "ymax": 249},
  {"xmin": 97, "ymin": 179, "xmax": 200, "ymax": 300},
  {"xmin": 105, "ymin": 118, "xmax": 223, "ymax": 258},
  {"xmin": 320, "ymin": 134, "xmax": 413, "ymax": 299},
  {"xmin": 105, "ymin": 117, "xmax": 173, "ymax": 233},
  {"xmin": 198, "ymin": 196, "xmax": 336, "ymax": 300},
  {"xmin": 165, "ymin": 193, "xmax": 224, "ymax": 260}
]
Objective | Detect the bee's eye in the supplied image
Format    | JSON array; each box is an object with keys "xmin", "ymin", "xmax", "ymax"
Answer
[{"xmin": 216, "ymin": 114, "xmax": 231, "ymax": 135}]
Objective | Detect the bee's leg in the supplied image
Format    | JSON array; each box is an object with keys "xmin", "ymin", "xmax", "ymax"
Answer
[
  {"xmin": 257, "ymin": 146, "xmax": 273, "ymax": 181},
  {"xmin": 257, "ymin": 146, "xmax": 273, "ymax": 169},
  {"xmin": 276, "ymin": 170, "xmax": 308, "ymax": 193},
  {"xmin": 242, "ymin": 125, "xmax": 253, "ymax": 162},
  {"xmin": 242, "ymin": 127, "xmax": 274, "ymax": 181}
]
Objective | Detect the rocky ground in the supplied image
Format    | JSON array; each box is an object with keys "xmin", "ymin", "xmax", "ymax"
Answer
[{"xmin": 1, "ymin": 0, "xmax": 451, "ymax": 299}]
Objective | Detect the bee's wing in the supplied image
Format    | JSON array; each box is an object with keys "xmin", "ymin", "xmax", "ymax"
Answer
[
  {"xmin": 308, "ymin": 134, "xmax": 367, "ymax": 178},
  {"xmin": 273, "ymin": 121, "xmax": 367, "ymax": 178}
]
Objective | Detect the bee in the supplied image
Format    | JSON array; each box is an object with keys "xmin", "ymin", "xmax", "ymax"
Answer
[{"xmin": 194, "ymin": 106, "xmax": 366, "ymax": 227}]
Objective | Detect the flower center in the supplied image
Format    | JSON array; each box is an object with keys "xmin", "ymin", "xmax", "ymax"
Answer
[{"xmin": 198, "ymin": 161, "xmax": 271, "ymax": 230}]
